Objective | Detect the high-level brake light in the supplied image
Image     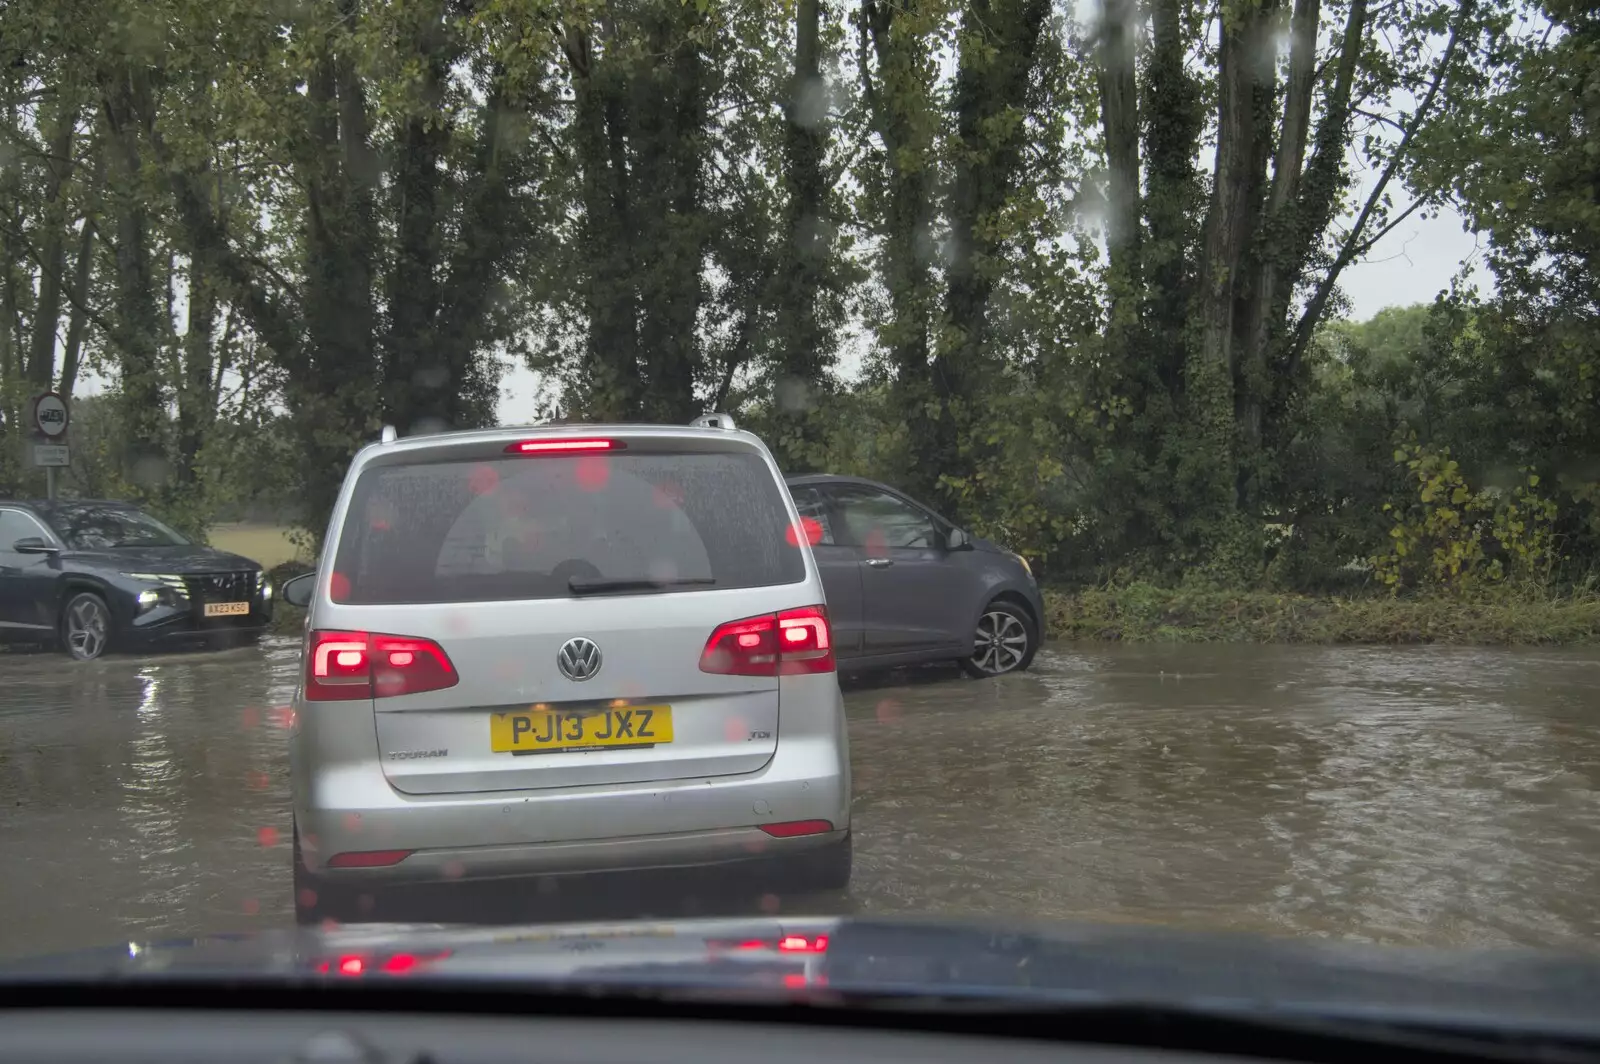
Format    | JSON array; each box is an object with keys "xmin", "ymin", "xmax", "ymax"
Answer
[
  {"xmin": 699, "ymin": 605, "xmax": 833, "ymax": 676},
  {"xmin": 505, "ymin": 438, "xmax": 622, "ymax": 454},
  {"xmin": 305, "ymin": 630, "xmax": 458, "ymax": 701}
]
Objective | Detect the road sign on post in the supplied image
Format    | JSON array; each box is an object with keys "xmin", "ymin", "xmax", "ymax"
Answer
[
  {"xmin": 32, "ymin": 392, "xmax": 69, "ymax": 439},
  {"xmin": 30, "ymin": 444, "xmax": 70, "ymax": 467},
  {"xmin": 28, "ymin": 391, "xmax": 70, "ymax": 497}
]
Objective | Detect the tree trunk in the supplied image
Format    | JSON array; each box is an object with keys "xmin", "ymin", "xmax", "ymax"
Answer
[
  {"xmin": 564, "ymin": 21, "xmax": 643, "ymax": 420},
  {"xmin": 175, "ymin": 255, "xmax": 216, "ymax": 487},
  {"xmin": 435, "ymin": 81, "xmax": 525, "ymax": 431},
  {"xmin": 861, "ymin": 0, "xmax": 938, "ymax": 499},
  {"xmin": 26, "ymin": 99, "xmax": 76, "ymax": 389},
  {"xmin": 1186, "ymin": 0, "xmax": 1274, "ymax": 520},
  {"xmin": 633, "ymin": 1, "xmax": 707, "ymax": 424},
  {"xmin": 770, "ymin": 0, "xmax": 831, "ymax": 471},
  {"xmin": 101, "ymin": 70, "xmax": 169, "ymax": 488},
  {"xmin": 382, "ymin": 16, "xmax": 448, "ymax": 436},
  {"xmin": 1241, "ymin": 0, "xmax": 1320, "ymax": 375},
  {"xmin": 59, "ymin": 220, "xmax": 94, "ymax": 399},
  {"xmin": 938, "ymin": 0, "xmax": 1051, "ymax": 514},
  {"xmin": 294, "ymin": 19, "xmax": 380, "ymax": 533},
  {"xmin": 1140, "ymin": 0, "xmax": 1203, "ymax": 400},
  {"xmin": 1230, "ymin": 11, "xmax": 1280, "ymax": 501},
  {"xmin": 1097, "ymin": 0, "xmax": 1141, "ymax": 328}
]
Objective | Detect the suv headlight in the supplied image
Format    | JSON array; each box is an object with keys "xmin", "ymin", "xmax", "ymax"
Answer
[
  {"xmin": 122, "ymin": 572, "xmax": 188, "ymax": 590},
  {"xmin": 1009, "ymin": 552, "xmax": 1034, "ymax": 579},
  {"xmin": 124, "ymin": 573, "xmax": 189, "ymax": 611}
]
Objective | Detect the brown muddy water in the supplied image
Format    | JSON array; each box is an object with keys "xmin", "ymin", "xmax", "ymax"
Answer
[{"xmin": 1, "ymin": 639, "xmax": 1597, "ymax": 960}]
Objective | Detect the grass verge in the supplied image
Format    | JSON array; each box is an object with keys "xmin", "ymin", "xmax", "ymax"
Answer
[
  {"xmin": 210, "ymin": 524, "xmax": 306, "ymax": 570},
  {"xmin": 1043, "ymin": 583, "xmax": 1600, "ymax": 645}
]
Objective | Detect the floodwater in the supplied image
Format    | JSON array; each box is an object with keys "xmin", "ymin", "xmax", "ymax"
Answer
[{"xmin": 1, "ymin": 639, "xmax": 1598, "ymax": 960}]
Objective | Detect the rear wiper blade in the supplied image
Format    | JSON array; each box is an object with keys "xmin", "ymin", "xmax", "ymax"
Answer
[{"xmin": 567, "ymin": 576, "xmax": 716, "ymax": 596}]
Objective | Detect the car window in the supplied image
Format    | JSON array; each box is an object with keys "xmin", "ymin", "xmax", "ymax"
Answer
[
  {"xmin": 789, "ymin": 486, "xmax": 838, "ymax": 546},
  {"xmin": 831, "ymin": 487, "xmax": 938, "ymax": 550},
  {"xmin": 42, "ymin": 505, "xmax": 189, "ymax": 549},
  {"xmin": 332, "ymin": 449, "xmax": 806, "ymax": 604},
  {"xmin": 0, "ymin": 509, "xmax": 49, "ymax": 551}
]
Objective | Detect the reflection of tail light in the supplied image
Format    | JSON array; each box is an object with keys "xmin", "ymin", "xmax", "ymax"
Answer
[
  {"xmin": 712, "ymin": 934, "xmax": 829, "ymax": 954},
  {"xmin": 314, "ymin": 950, "xmax": 453, "ymax": 976}
]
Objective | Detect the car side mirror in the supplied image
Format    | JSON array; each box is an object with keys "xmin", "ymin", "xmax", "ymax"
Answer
[
  {"xmin": 946, "ymin": 527, "xmax": 973, "ymax": 551},
  {"xmin": 13, "ymin": 536, "xmax": 59, "ymax": 555},
  {"xmin": 281, "ymin": 572, "xmax": 316, "ymax": 608}
]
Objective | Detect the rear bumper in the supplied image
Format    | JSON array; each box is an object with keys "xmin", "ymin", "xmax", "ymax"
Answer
[
  {"xmin": 306, "ymin": 825, "xmax": 849, "ymax": 883},
  {"xmin": 291, "ymin": 679, "xmax": 851, "ymax": 883}
]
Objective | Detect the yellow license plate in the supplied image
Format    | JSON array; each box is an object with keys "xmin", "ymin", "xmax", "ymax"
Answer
[
  {"xmin": 203, "ymin": 601, "xmax": 250, "ymax": 617},
  {"xmin": 490, "ymin": 706, "xmax": 674, "ymax": 753}
]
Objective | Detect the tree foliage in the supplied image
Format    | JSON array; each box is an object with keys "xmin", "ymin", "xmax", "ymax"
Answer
[{"xmin": 0, "ymin": 0, "xmax": 1593, "ymax": 595}]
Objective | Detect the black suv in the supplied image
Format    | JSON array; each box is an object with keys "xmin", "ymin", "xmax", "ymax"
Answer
[{"xmin": 0, "ymin": 500, "xmax": 272, "ymax": 660}]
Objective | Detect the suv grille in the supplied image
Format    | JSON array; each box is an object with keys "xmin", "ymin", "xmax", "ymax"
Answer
[{"xmin": 183, "ymin": 571, "xmax": 257, "ymax": 604}]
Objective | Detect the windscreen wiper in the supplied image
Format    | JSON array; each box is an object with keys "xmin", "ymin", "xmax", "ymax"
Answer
[{"xmin": 567, "ymin": 576, "xmax": 716, "ymax": 596}]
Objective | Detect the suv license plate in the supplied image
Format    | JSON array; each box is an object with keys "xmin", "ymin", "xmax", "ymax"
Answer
[
  {"xmin": 203, "ymin": 602, "xmax": 250, "ymax": 617},
  {"xmin": 491, "ymin": 706, "xmax": 674, "ymax": 753}
]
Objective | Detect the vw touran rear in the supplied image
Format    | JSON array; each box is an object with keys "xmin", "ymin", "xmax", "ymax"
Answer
[{"xmin": 287, "ymin": 422, "xmax": 851, "ymax": 923}]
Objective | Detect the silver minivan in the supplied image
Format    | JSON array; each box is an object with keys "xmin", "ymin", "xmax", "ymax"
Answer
[{"xmin": 282, "ymin": 420, "xmax": 851, "ymax": 923}]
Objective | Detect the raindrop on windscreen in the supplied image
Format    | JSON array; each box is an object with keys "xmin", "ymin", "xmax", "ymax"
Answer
[
  {"xmin": 469, "ymin": 464, "xmax": 500, "ymax": 495},
  {"xmin": 132, "ymin": 454, "xmax": 172, "ymax": 488},
  {"xmin": 410, "ymin": 415, "xmax": 449, "ymax": 435},
  {"xmin": 576, "ymin": 456, "xmax": 610, "ymax": 491},
  {"xmin": 414, "ymin": 365, "xmax": 449, "ymax": 389}
]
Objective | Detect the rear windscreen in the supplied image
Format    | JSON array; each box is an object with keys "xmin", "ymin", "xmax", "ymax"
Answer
[{"xmin": 330, "ymin": 450, "xmax": 805, "ymax": 604}]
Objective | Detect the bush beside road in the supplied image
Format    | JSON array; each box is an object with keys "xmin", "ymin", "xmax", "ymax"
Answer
[{"xmin": 1044, "ymin": 585, "xmax": 1600, "ymax": 645}]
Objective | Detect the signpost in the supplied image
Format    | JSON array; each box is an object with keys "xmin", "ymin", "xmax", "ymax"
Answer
[{"xmin": 28, "ymin": 392, "xmax": 70, "ymax": 499}]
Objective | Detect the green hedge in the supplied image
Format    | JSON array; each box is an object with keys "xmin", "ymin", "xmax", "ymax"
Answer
[{"xmin": 1042, "ymin": 583, "xmax": 1600, "ymax": 644}]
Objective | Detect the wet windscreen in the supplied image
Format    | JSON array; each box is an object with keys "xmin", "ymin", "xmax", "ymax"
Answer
[
  {"xmin": 43, "ymin": 504, "xmax": 191, "ymax": 550},
  {"xmin": 330, "ymin": 450, "xmax": 803, "ymax": 604}
]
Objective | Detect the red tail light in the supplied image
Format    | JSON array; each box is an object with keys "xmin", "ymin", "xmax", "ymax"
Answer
[
  {"xmin": 505, "ymin": 438, "xmax": 621, "ymax": 454},
  {"xmin": 305, "ymin": 631, "xmax": 458, "ymax": 701},
  {"xmin": 700, "ymin": 605, "xmax": 834, "ymax": 676}
]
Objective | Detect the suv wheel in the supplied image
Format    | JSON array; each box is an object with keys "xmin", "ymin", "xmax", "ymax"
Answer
[
  {"xmin": 960, "ymin": 600, "xmax": 1036, "ymax": 678},
  {"xmin": 60, "ymin": 591, "xmax": 112, "ymax": 662}
]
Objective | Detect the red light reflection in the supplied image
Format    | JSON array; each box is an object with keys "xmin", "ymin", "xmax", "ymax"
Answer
[
  {"xmin": 785, "ymin": 517, "xmax": 824, "ymax": 547},
  {"xmin": 575, "ymin": 456, "xmax": 610, "ymax": 491},
  {"xmin": 468, "ymin": 464, "xmax": 500, "ymax": 495}
]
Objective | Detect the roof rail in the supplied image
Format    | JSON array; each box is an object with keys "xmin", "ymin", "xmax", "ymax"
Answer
[
  {"xmin": 380, "ymin": 425, "xmax": 398, "ymax": 444},
  {"xmin": 690, "ymin": 413, "xmax": 737, "ymax": 431}
]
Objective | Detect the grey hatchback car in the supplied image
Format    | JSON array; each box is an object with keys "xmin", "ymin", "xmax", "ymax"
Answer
[{"xmin": 786, "ymin": 475, "xmax": 1044, "ymax": 678}]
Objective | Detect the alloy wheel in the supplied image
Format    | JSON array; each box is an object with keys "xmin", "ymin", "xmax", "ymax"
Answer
[
  {"xmin": 970, "ymin": 608, "xmax": 1029, "ymax": 675},
  {"xmin": 64, "ymin": 595, "xmax": 110, "ymax": 661}
]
